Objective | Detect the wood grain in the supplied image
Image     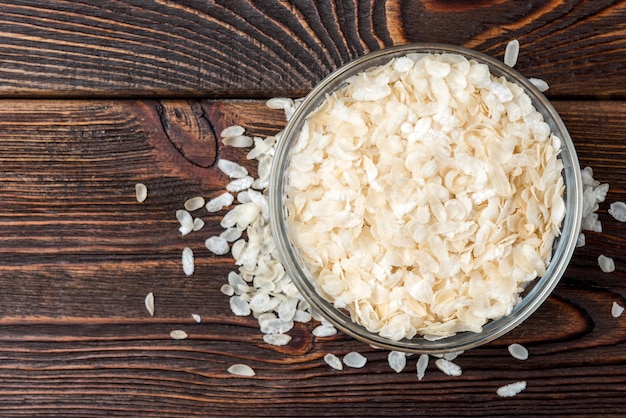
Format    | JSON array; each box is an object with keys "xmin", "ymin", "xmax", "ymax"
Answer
[
  {"xmin": 0, "ymin": 99, "xmax": 625, "ymax": 416},
  {"xmin": 0, "ymin": 0, "xmax": 625, "ymax": 98}
]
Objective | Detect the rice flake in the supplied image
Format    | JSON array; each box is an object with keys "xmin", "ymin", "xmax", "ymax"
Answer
[
  {"xmin": 435, "ymin": 358, "xmax": 462, "ymax": 376},
  {"xmin": 609, "ymin": 201, "xmax": 626, "ymax": 222},
  {"xmin": 598, "ymin": 255, "xmax": 615, "ymax": 273},
  {"xmin": 324, "ymin": 353, "xmax": 343, "ymax": 371},
  {"xmin": 170, "ymin": 329, "xmax": 188, "ymax": 340},
  {"xmin": 497, "ymin": 381, "xmax": 527, "ymax": 397},
  {"xmin": 205, "ymin": 192, "xmax": 234, "ymax": 212},
  {"xmin": 343, "ymin": 352, "xmax": 368, "ymax": 368},
  {"xmin": 416, "ymin": 354, "xmax": 429, "ymax": 381},
  {"xmin": 227, "ymin": 363, "xmax": 256, "ymax": 377},
  {"xmin": 504, "ymin": 39, "xmax": 520, "ymax": 67},
  {"xmin": 135, "ymin": 183, "xmax": 147, "ymax": 203},
  {"xmin": 508, "ymin": 343, "xmax": 529, "ymax": 360},
  {"xmin": 388, "ymin": 351, "xmax": 407, "ymax": 373},
  {"xmin": 182, "ymin": 247, "xmax": 195, "ymax": 276},
  {"xmin": 144, "ymin": 292, "xmax": 155, "ymax": 316},
  {"xmin": 191, "ymin": 313, "xmax": 201, "ymax": 323},
  {"xmin": 205, "ymin": 236, "xmax": 230, "ymax": 255},
  {"xmin": 612, "ymin": 302, "xmax": 624, "ymax": 318},
  {"xmin": 184, "ymin": 196, "xmax": 205, "ymax": 211}
]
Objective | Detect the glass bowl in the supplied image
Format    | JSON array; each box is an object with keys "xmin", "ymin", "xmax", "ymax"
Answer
[{"xmin": 269, "ymin": 43, "xmax": 583, "ymax": 354}]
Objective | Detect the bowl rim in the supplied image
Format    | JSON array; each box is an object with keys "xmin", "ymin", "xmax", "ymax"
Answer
[{"xmin": 269, "ymin": 43, "xmax": 584, "ymax": 353}]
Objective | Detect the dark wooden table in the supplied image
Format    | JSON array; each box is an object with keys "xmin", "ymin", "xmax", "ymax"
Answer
[{"xmin": 1, "ymin": 1, "xmax": 625, "ymax": 416}]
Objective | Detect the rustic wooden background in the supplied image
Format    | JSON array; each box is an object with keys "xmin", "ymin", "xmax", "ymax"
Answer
[{"xmin": 0, "ymin": 1, "xmax": 625, "ymax": 416}]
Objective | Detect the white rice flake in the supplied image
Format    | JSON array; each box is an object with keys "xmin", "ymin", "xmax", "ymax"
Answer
[
  {"xmin": 529, "ymin": 78, "xmax": 549, "ymax": 92},
  {"xmin": 218, "ymin": 159, "xmax": 249, "ymax": 179},
  {"xmin": 206, "ymin": 192, "xmax": 234, "ymax": 212},
  {"xmin": 135, "ymin": 183, "xmax": 147, "ymax": 202},
  {"xmin": 192, "ymin": 217, "xmax": 205, "ymax": 232},
  {"xmin": 191, "ymin": 313, "xmax": 201, "ymax": 323},
  {"xmin": 312, "ymin": 323, "xmax": 337, "ymax": 337},
  {"xmin": 576, "ymin": 232, "xmax": 586, "ymax": 248},
  {"xmin": 220, "ymin": 125, "xmax": 245, "ymax": 138},
  {"xmin": 227, "ymin": 363, "xmax": 256, "ymax": 377},
  {"xmin": 222, "ymin": 135, "xmax": 253, "ymax": 148},
  {"xmin": 324, "ymin": 353, "xmax": 343, "ymax": 371},
  {"xmin": 169, "ymin": 330, "xmax": 188, "ymax": 340},
  {"xmin": 497, "ymin": 381, "xmax": 527, "ymax": 397},
  {"xmin": 388, "ymin": 351, "xmax": 407, "ymax": 373},
  {"xmin": 609, "ymin": 201, "xmax": 626, "ymax": 222},
  {"xmin": 598, "ymin": 255, "xmax": 616, "ymax": 273},
  {"xmin": 435, "ymin": 358, "xmax": 462, "ymax": 376},
  {"xmin": 508, "ymin": 343, "xmax": 529, "ymax": 360},
  {"xmin": 416, "ymin": 354, "xmax": 429, "ymax": 381},
  {"xmin": 176, "ymin": 209, "xmax": 194, "ymax": 236},
  {"xmin": 266, "ymin": 97, "xmax": 294, "ymax": 111},
  {"xmin": 263, "ymin": 333, "xmax": 292, "ymax": 346},
  {"xmin": 205, "ymin": 236, "xmax": 230, "ymax": 255},
  {"xmin": 145, "ymin": 292, "xmax": 155, "ymax": 316},
  {"xmin": 229, "ymin": 295, "xmax": 251, "ymax": 316},
  {"xmin": 612, "ymin": 301, "xmax": 624, "ymax": 318},
  {"xmin": 504, "ymin": 39, "xmax": 520, "ymax": 67},
  {"xmin": 184, "ymin": 196, "xmax": 205, "ymax": 211},
  {"xmin": 182, "ymin": 247, "xmax": 194, "ymax": 276},
  {"xmin": 226, "ymin": 176, "xmax": 254, "ymax": 193},
  {"xmin": 220, "ymin": 284, "xmax": 235, "ymax": 296},
  {"xmin": 343, "ymin": 352, "xmax": 367, "ymax": 368}
]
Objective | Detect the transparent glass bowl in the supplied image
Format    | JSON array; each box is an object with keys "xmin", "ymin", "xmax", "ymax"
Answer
[{"xmin": 269, "ymin": 43, "xmax": 583, "ymax": 354}]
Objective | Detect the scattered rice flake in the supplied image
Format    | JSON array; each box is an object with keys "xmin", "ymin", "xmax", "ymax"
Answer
[
  {"xmin": 182, "ymin": 247, "xmax": 194, "ymax": 276},
  {"xmin": 324, "ymin": 353, "xmax": 344, "ymax": 371},
  {"xmin": 598, "ymin": 255, "xmax": 615, "ymax": 273},
  {"xmin": 176, "ymin": 209, "xmax": 194, "ymax": 236},
  {"xmin": 135, "ymin": 183, "xmax": 147, "ymax": 203},
  {"xmin": 218, "ymin": 159, "xmax": 249, "ymax": 179},
  {"xmin": 170, "ymin": 330, "xmax": 188, "ymax": 340},
  {"xmin": 229, "ymin": 295, "xmax": 251, "ymax": 316},
  {"xmin": 576, "ymin": 232, "xmax": 586, "ymax": 248},
  {"xmin": 221, "ymin": 125, "xmax": 245, "ymax": 137},
  {"xmin": 266, "ymin": 97, "xmax": 294, "ymax": 111},
  {"xmin": 504, "ymin": 39, "xmax": 520, "ymax": 67},
  {"xmin": 184, "ymin": 196, "xmax": 205, "ymax": 211},
  {"xmin": 227, "ymin": 363, "xmax": 256, "ymax": 377},
  {"xmin": 343, "ymin": 352, "xmax": 367, "ymax": 368},
  {"xmin": 192, "ymin": 217, "xmax": 205, "ymax": 232},
  {"xmin": 144, "ymin": 292, "xmax": 154, "ymax": 316},
  {"xmin": 220, "ymin": 284, "xmax": 235, "ymax": 296},
  {"xmin": 612, "ymin": 302, "xmax": 624, "ymax": 318},
  {"xmin": 388, "ymin": 351, "xmax": 407, "ymax": 373},
  {"xmin": 497, "ymin": 381, "xmax": 527, "ymax": 397},
  {"xmin": 226, "ymin": 176, "xmax": 254, "ymax": 193},
  {"xmin": 222, "ymin": 135, "xmax": 253, "ymax": 148},
  {"xmin": 312, "ymin": 323, "xmax": 337, "ymax": 337},
  {"xmin": 529, "ymin": 78, "xmax": 549, "ymax": 92},
  {"xmin": 206, "ymin": 192, "xmax": 234, "ymax": 212},
  {"xmin": 435, "ymin": 358, "xmax": 462, "ymax": 376},
  {"xmin": 205, "ymin": 236, "xmax": 230, "ymax": 255},
  {"xmin": 508, "ymin": 343, "xmax": 529, "ymax": 360},
  {"xmin": 609, "ymin": 201, "xmax": 626, "ymax": 222},
  {"xmin": 416, "ymin": 354, "xmax": 429, "ymax": 381},
  {"xmin": 263, "ymin": 333, "xmax": 292, "ymax": 346},
  {"xmin": 191, "ymin": 313, "xmax": 201, "ymax": 323}
]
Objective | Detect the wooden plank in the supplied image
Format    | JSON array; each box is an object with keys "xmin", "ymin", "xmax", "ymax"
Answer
[
  {"xmin": 0, "ymin": 1, "xmax": 625, "ymax": 98},
  {"xmin": 0, "ymin": 99, "xmax": 625, "ymax": 415}
]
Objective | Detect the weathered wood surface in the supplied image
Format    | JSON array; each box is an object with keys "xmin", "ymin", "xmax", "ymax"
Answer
[
  {"xmin": 0, "ymin": 0, "xmax": 625, "ymax": 98},
  {"xmin": 0, "ymin": 0, "xmax": 625, "ymax": 416}
]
